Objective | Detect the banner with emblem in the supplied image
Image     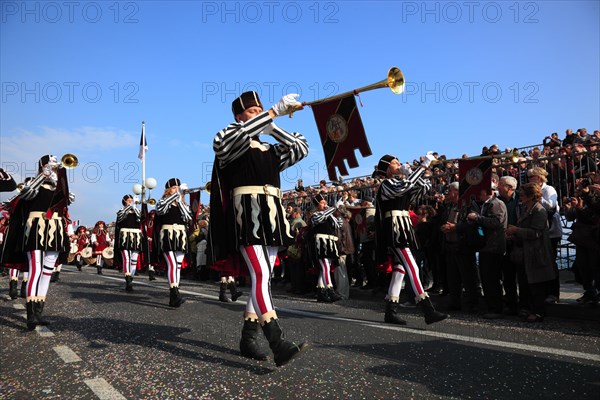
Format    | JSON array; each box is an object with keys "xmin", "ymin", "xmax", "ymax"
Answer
[
  {"xmin": 310, "ymin": 95, "xmax": 372, "ymax": 181},
  {"xmin": 458, "ymin": 158, "xmax": 492, "ymax": 208}
]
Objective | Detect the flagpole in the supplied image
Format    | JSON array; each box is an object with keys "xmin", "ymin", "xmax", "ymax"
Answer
[{"xmin": 141, "ymin": 121, "xmax": 146, "ymax": 204}]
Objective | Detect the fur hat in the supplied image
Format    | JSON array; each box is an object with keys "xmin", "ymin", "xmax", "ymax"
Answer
[
  {"xmin": 376, "ymin": 154, "xmax": 396, "ymax": 177},
  {"xmin": 232, "ymin": 91, "xmax": 263, "ymax": 117},
  {"xmin": 165, "ymin": 178, "xmax": 181, "ymax": 189},
  {"xmin": 122, "ymin": 194, "xmax": 133, "ymax": 206},
  {"xmin": 312, "ymin": 193, "xmax": 326, "ymax": 207}
]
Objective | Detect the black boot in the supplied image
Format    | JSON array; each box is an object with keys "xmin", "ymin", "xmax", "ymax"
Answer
[
  {"xmin": 262, "ymin": 318, "xmax": 309, "ymax": 367},
  {"xmin": 169, "ymin": 287, "xmax": 185, "ymax": 307},
  {"xmin": 77, "ymin": 263, "xmax": 82, "ymax": 271},
  {"xmin": 148, "ymin": 269, "xmax": 156, "ymax": 281},
  {"xmin": 50, "ymin": 271, "xmax": 59, "ymax": 282},
  {"xmin": 240, "ymin": 319, "xmax": 269, "ymax": 361},
  {"xmin": 9, "ymin": 280, "xmax": 18, "ymax": 300},
  {"xmin": 228, "ymin": 281, "xmax": 243, "ymax": 302},
  {"xmin": 326, "ymin": 287, "xmax": 343, "ymax": 302},
  {"xmin": 33, "ymin": 300, "xmax": 50, "ymax": 326},
  {"xmin": 20, "ymin": 281, "xmax": 27, "ymax": 298},
  {"xmin": 97, "ymin": 266, "xmax": 103, "ymax": 275},
  {"xmin": 418, "ymin": 296, "xmax": 448, "ymax": 325},
  {"xmin": 384, "ymin": 301, "xmax": 407, "ymax": 325},
  {"xmin": 125, "ymin": 275, "xmax": 134, "ymax": 292},
  {"xmin": 316, "ymin": 287, "xmax": 332, "ymax": 303},
  {"xmin": 219, "ymin": 282, "xmax": 231, "ymax": 303},
  {"xmin": 26, "ymin": 301, "xmax": 36, "ymax": 331}
]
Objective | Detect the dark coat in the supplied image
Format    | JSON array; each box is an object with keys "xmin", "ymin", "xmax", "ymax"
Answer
[
  {"xmin": 514, "ymin": 202, "xmax": 557, "ymax": 284},
  {"xmin": 476, "ymin": 195, "xmax": 507, "ymax": 255}
]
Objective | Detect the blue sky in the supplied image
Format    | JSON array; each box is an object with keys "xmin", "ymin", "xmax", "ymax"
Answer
[{"xmin": 1, "ymin": 0, "xmax": 599, "ymax": 226}]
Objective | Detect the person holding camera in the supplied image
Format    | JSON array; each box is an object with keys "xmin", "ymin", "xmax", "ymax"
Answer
[
  {"xmin": 542, "ymin": 132, "xmax": 562, "ymax": 150},
  {"xmin": 564, "ymin": 173, "xmax": 600, "ymax": 305},
  {"xmin": 527, "ymin": 167, "xmax": 562, "ymax": 304}
]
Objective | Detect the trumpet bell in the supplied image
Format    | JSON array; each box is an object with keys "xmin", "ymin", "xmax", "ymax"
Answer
[
  {"xmin": 205, "ymin": 181, "xmax": 212, "ymax": 194},
  {"xmin": 387, "ymin": 67, "xmax": 405, "ymax": 94},
  {"xmin": 61, "ymin": 154, "xmax": 78, "ymax": 169},
  {"xmin": 511, "ymin": 148, "xmax": 521, "ymax": 163},
  {"xmin": 147, "ymin": 198, "xmax": 156, "ymax": 206}
]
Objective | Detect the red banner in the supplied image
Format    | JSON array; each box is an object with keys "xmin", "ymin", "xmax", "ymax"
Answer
[
  {"xmin": 189, "ymin": 191, "xmax": 201, "ymax": 221},
  {"xmin": 311, "ymin": 95, "xmax": 371, "ymax": 181},
  {"xmin": 458, "ymin": 158, "xmax": 492, "ymax": 207}
]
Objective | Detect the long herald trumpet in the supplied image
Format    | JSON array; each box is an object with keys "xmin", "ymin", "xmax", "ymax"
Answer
[
  {"xmin": 1, "ymin": 153, "xmax": 78, "ymax": 211},
  {"xmin": 182, "ymin": 181, "xmax": 212, "ymax": 194},
  {"xmin": 282, "ymin": 66, "xmax": 405, "ymax": 116}
]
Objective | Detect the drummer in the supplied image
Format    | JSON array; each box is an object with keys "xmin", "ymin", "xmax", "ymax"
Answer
[
  {"xmin": 75, "ymin": 225, "xmax": 90, "ymax": 271},
  {"xmin": 91, "ymin": 220, "xmax": 111, "ymax": 275}
]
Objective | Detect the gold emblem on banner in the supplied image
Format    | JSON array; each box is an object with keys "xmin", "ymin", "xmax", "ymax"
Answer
[{"xmin": 326, "ymin": 114, "xmax": 348, "ymax": 143}]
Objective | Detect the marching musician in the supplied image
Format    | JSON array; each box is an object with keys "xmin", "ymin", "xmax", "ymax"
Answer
[
  {"xmin": 51, "ymin": 215, "xmax": 75, "ymax": 282},
  {"xmin": 75, "ymin": 225, "xmax": 90, "ymax": 271},
  {"xmin": 310, "ymin": 193, "xmax": 343, "ymax": 303},
  {"xmin": 209, "ymin": 91, "xmax": 310, "ymax": 367},
  {"xmin": 91, "ymin": 220, "xmax": 111, "ymax": 275},
  {"xmin": 374, "ymin": 153, "xmax": 448, "ymax": 326},
  {"xmin": 115, "ymin": 194, "xmax": 142, "ymax": 292},
  {"xmin": 1, "ymin": 168, "xmax": 17, "ymax": 277},
  {"xmin": 154, "ymin": 178, "xmax": 192, "ymax": 307},
  {"xmin": 6, "ymin": 155, "xmax": 72, "ymax": 330},
  {"xmin": 0, "ymin": 167, "xmax": 17, "ymax": 193},
  {"xmin": 144, "ymin": 210, "xmax": 157, "ymax": 281}
]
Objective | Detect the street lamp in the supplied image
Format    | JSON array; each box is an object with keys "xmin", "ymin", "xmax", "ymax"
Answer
[{"xmin": 131, "ymin": 178, "xmax": 156, "ymax": 205}]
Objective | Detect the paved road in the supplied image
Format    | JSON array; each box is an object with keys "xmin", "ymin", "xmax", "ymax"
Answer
[{"xmin": 1, "ymin": 266, "xmax": 599, "ymax": 399}]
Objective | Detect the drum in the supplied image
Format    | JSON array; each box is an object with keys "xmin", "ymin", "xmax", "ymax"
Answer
[
  {"xmin": 81, "ymin": 247, "xmax": 96, "ymax": 265},
  {"xmin": 67, "ymin": 243, "xmax": 78, "ymax": 263},
  {"xmin": 102, "ymin": 247, "xmax": 114, "ymax": 267}
]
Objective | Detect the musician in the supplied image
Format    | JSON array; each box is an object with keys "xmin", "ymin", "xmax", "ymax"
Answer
[
  {"xmin": 12, "ymin": 155, "xmax": 71, "ymax": 330},
  {"xmin": 374, "ymin": 154, "xmax": 448, "ymax": 325},
  {"xmin": 0, "ymin": 167, "xmax": 17, "ymax": 192},
  {"xmin": 1, "ymin": 170, "xmax": 18, "ymax": 276},
  {"xmin": 75, "ymin": 225, "xmax": 90, "ymax": 271},
  {"xmin": 310, "ymin": 193, "xmax": 343, "ymax": 303},
  {"xmin": 91, "ymin": 220, "xmax": 111, "ymax": 275},
  {"xmin": 154, "ymin": 178, "xmax": 191, "ymax": 307},
  {"xmin": 51, "ymin": 217, "xmax": 75, "ymax": 282},
  {"xmin": 115, "ymin": 194, "xmax": 142, "ymax": 292},
  {"xmin": 144, "ymin": 210, "xmax": 157, "ymax": 281},
  {"xmin": 0, "ymin": 183, "xmax": 32, "ymax": 299},
  {"xmin": 209, "ymin": 91, "xmax": 310, "ymax": 367}
]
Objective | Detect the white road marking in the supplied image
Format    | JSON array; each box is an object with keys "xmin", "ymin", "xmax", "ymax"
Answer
[
  {"xmin": 281, "ymin": 308, "xmax": 600, "ymax": 363},
  {"xmin": 84, "ymin": 378, "xmax": 126, "ymax": 400},
  {"xmin": 13, "ymin": 303, "xmax": 25, "ymax": 310},
  {"xmin": 36, "ymin": 325, "xmax": 54, "ymax": 337},
  {"xmin": 53, "ymin": 345, "xmax": 82, "ymax": 363}
]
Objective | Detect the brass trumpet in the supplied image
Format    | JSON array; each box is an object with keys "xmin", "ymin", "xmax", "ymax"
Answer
[
  {"xmin": 1, "ymin": 153, "xmax": 78, "ymax": 210},
  {"xmin": 61, "ymin": 153, "xmax": 78, "ymax": 169},
  {"xmin": 182, "ymin": 181, "xmax": 212, "ymax": 194},
  {"xmin": 134, "ymin": 198, "xmax": 156, "ymax": 205},
  {"xmin": 288, "ymin": 66, "xmax": 405, "ymax": 111}
]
